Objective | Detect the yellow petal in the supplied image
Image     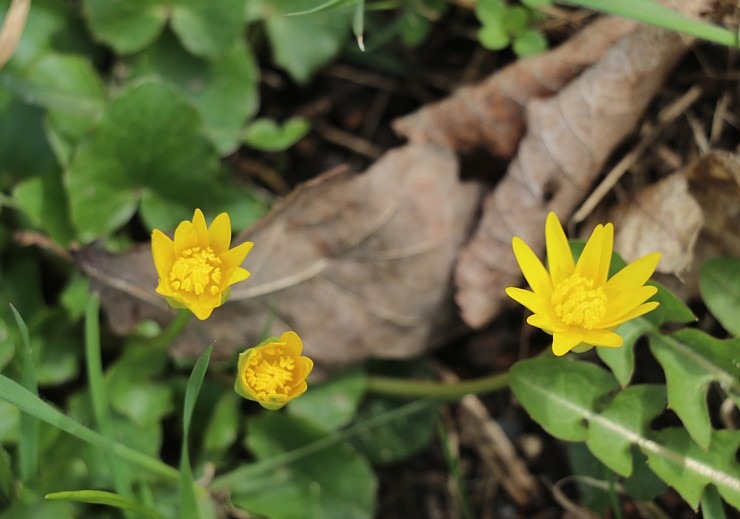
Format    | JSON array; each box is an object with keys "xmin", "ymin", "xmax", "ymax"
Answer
[
  {"xmin": 526, "ymin": 313, "xmax": 557, "ymax": 333},
  {"xmin": 575, "ymin": 224, "xmax": 610, "ymax": 285},
  {"xmin": 174, "ymin": 220, "xmax": 198, "ymax": 255},
  {"xmin": 151, "ymin": 229, "xmax": 175, "ymax": 278},
  {"xmin": 600, "ymin": 301, "xmax": 659, "ymax": 328},
  {"xmin": 545, "ymin": 212, "xmax": 574, "ymax": 285},
  {"xmin": 281, "ymin": 331, "xmax": 303, "ymax": 356},
  {"xmin": 289, "ymin": 380, "xmax": 309, "ymax": 399},
  {"xmin": 225, "ymin": 267, "xmax": 250, "ymax": 288},
  {"xmin": 604, "ymin": 285, "xmax": 658, "ymax": 323},
  {"xmin": 582, "ymin": 329, "xmax": 623, "ymax": 348},
  {"xmin": 208, "ymin": 212, "xmax": 232, "ymax": 254},
  {"xmin": 596, "ymin": 223, "xmax": 614, "ymax": 286},
  {"xmin": 512, "ymin": 237, "xmax": 552, "ymax": 296},
  {"xmin": 192, "ymin": 208, "xmax": 209, "ymax": 248},
  {"xmin": 220, "ymin": 241, "xmax": 253, "ymax": 270},
  {"xmin": 606, "ymin": 252, "xmax": 661, "ymax": 295},
  {"xmin": 506, "ymin": 287, "xmax": 550, "ymax": 316},
  {"xmin": 552, "ymin": 331, "xmax": 582, "ymax": 356}
]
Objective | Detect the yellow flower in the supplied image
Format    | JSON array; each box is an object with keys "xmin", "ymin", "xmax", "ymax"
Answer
[
  {"xmin": 234, "ymin": 331, "xmax": 314, "ymax": 410},
  {"xmin": 151, "ymin": 209, "xmax": 253, "ymax": 320},
  {"xmin": 506, "ymin": 212, "xmax": 661, "ymax": 356}
]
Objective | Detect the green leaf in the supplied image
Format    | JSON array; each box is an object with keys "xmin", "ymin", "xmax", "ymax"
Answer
[
  {"xmin": 510, "ymin": 358, "xmax": 618, "ymax": 441},
  {"xmin": 179, "ymin": 343, "xmax": 213, "ymax": 519},
  {"xmin": 171, "ymin": 0, "xmax": 246, "ymax": 59},
  {"xmin": 622, "ymin": 448, "xmax": 667, "ymax": 502},
  {"xmin": 586, "ymin": 385, "xmax": 665, "ymax": 476},
  {"xmin": 0, "ymin": 445, "xmax": 13, "ymax": 506},
  {"xmin": 24, "ymin": 53, "xmax": 106, "ymax": 144},
  {"xmin": 65, "ymin": 81, "xmax": 220, "ymax": 241},
  {"xmin": 649, "ymin": 329, "xmax": 740, "ymax": 449},
  {"xmin": 13, "ymin": 170, "xmax": 76, "ymax": 245},
  {"xmin": 503, "ymin": 6, "xmax": 529, "ymax": 36},
  {"xmin": 82, "ymin": 0, "xmax": 168, "ymax": 54},
  {"xmin": 235, "ymin": 413, "xmax": 376, "ymax": 519},
  {"xmin": 699, "ymin": 257, "xmax": 740, "ymax": 337},
  {"xmin": 46, "ymin": 490, "xmax": 166, "ymax": 519},
  {"xmin": 288, "ymin": 368, "xmax": 366, "ymax": 431},
  {"xmin": 0, "ymin": 400, "xmax": 20, "ymax": 442},
  {"xmin": 474, "ymin": 0, "xmax": 506, "ymax": 23},
  {"xmin": 244, "ymin": 117, "xmax": 311, "ymax": 152},
  {"xmin": 60, "ymin": 274, "xmax": 90, "ymax": 322},
  {"xmin": 349, "ymin": 395, "xmax": 438, "ymax": 465},
  {"xmin": 129, "ymin": 32, "xmax": 259, "ymax": 154},
  {"xmin": 512, "ymin": 29, "xmax": 547, "ymax": 56},
  {"xmin": 264, "ymin": 10, "xmax": 352, "ymax": 84},
  {"xmin": 478, "ymin": 21, "xmax": 510, "ymax": 50},
  {"xmin": 201, "ymin": 393, "xmax": 240, "ymax": 456},
  {"xmin": 645, "ymin": 428, "xmax": 740, "ymax": 509}
]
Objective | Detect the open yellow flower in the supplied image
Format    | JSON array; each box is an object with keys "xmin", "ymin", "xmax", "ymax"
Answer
[
  {"xmin": 234, "ymin": 331, "xmax": 314, "ymax": 410},
  {"xmin": 151, "ymin": 209, "xmax": 253, "ymax": 320},
  {"xmin": 506, "ymin": 212, "xmax": 661, "ymax": 356}
]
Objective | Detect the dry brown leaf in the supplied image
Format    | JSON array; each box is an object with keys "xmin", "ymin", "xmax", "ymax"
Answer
[
  {"xmin": 393, "ymin": 16, "xmax": 638, "ymax": 159},
  {"xmin": 78, "ymin": 144, "xmax": 483, "ymax": 376},
  {"xmin": 454, "ymin": 17, "xmax": 702, "ymax": 328},
  {"xmin": 599, "ymin": 151, "xmax": 740, "ymax": 298}
]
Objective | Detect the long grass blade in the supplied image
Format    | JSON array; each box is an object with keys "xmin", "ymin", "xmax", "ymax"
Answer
[
  {"xmin": 10, "ymin": 304, "xmax": 38, "ymax": 481},
  {"xmin": 179, "ymin": 344, "xmax": 214, "ymax": 519},
  {"xmin": 46, "ymin": 490, "xmax": 167, "ymax": 519}
]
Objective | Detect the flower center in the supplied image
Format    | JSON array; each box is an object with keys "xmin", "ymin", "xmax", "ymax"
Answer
[
  {"xmin": 551, "ymin": 273, "xmax": 607, "ymax": 329},
  {"xmin": 169, "ymin": 246, "xmax": 222, "ymax": 296},
  {"xmin": 245, "ymin": 347, "xmax": 296, "ymax": 398}
]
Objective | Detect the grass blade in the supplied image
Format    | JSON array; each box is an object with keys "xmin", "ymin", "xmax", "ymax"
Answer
[
  {"xmin": 0, "ymin": 374, "xmax": 179, "ymax": 482},
  {"xmin": 46, "ymin": 490, "xmax": 167, "ymax": 519},
  {"xmin": 353, "ymin": 0, "xmax": 365, "ymax": 51},
  {"xmin": 85, "ymin": 294, "xmax": 133, "ymax": 498},
  {"xmin": 10, "ymin": 304, "xmax": 38, "ymax": 481},
  {"xmin": 179, "ymin": 344, "xmax": 214, "ymax": 519}
]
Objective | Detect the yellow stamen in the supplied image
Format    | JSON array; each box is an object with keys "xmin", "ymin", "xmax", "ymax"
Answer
[
  {"xmin": 551, "ymin": 273, "xmax": 607, "ymax": 329},
  {"xmin": 244, "ymin": 348, "xmax": 296, "ymax": 400},
  {"xmin": 169, "ymin": 246, "xmax": 222, "ymax": 295}
]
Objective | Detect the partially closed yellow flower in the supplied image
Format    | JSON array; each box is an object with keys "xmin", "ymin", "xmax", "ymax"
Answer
[
  {"xmin": 151, "ymin": 209, "xmax": 253, "ymax": 320},
  {"xmin": 506, "ymin": 212, "xmax": 660, "ymax": 356},
  {"xmin": 234, "ymin": 331, "xmax": 314, "ymax": 410}
]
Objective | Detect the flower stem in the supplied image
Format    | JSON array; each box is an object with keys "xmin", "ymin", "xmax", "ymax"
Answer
[{"xmin": 366, "ymin": 371, "xmax": 510, "ymax": 400}]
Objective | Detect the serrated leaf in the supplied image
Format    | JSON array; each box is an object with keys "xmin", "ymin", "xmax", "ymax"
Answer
[
  {"xmin": 236, "ymin": 413, "xmax": 376, "ymax": 519},
  {"xmin": 510, "ymin": 358, "xmax": 619, "ymax": 441},
  {"xmin": 649, "ymin": 329, "xmax": 740, "ymax": 449},
  {"xmin": 65, "ymin": 82, "xmax": 220, "ymax": 241},
  {"xmin": 645, "ymin": 428, "xmax": 740, "ymax": 510},
  {"xmin": 288, "ymin": 367, "xmax": 366, "ymax": 430},
  {"xmin": 700, "ymin": 257, "xmax": 740, "ymax": 337},
  {"xmin": 128, "ymin": 32, "xmax": 259, "ymax": 154},
  {"xmin": 349, "ymin": 395, "xmax": 438, "ymax": 465},
  {"xmin": 171, "ymin": 0, "xmax": 246, "ymax": 59},
  {"xmin": 82, "ymin": 0, "xmax": 167, "ymax": 54},
  {"xmin": 586, "ymin": 385, "xmax": 665, "ymax": 476},
  {"xmin": 265, "ymin": 10, "xmax": 351, "ymax": 84}
]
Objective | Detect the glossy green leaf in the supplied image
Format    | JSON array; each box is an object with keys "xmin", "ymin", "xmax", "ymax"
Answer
[
  {"xmin": 171, "ymin": 0, "xmax": 246, "ymax": 59},
  {"xmin": 649, "ymin": 329, "xmax": 740, "ymax": 449},
  {"xmin": 235, "ymin": 413, "xmax": 376, "ymax": 519},
  {"xmin": 46, "ymin": 490, "xmax": 166, "ymax": 519},
  {"xmin": 65, "ymin": 82, "xmax": 220, "ymax": 241},
  {"xmin": 645, "ymin": 428, "xmax": 740, "ymax": 509},
  {"xmin": 288, "ymin": 368, "xmax": 366, "ymax": 431},
  {"xmin": 510, "ymin": 358, "xmax": 618, "ymax": 441},
  {"xmin": 699, "ymin": 257, "xmax": 740, "ymax": 337},
  {"xmin": 129, "ymin": 33, "xmax": 259, "ymax": 154},
  {"xmin": 244, "ymin": 117, "xmax": 311, "ymax": 152},
  {"xmin": 82, "ymin": 0, "xmax": 167, "ymax": 54},
  {"xmin": 13, "ymin": 170, "xmax": 76, "ymax": 245},
  {"xmin": 349, "ymin": 395, "xmax": 438, "ymax": 465},
  {"xmin": 586, "ymin": 385, "xmax": 665, "ymax": 476},
  {"xmin": 264, "ymin": 10, "xmax": 351, "ymax": 84}
]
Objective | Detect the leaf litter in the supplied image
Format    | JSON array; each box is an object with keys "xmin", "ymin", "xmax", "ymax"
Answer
[{"xmin": 76, "ymin": 0, "xmax": 736, "ymax": 378}]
